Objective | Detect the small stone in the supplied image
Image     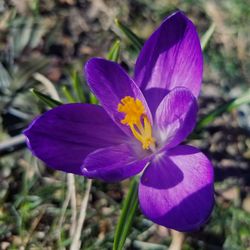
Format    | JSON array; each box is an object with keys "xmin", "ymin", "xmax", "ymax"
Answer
[
  {"xmin": 220, "ymin": 186, "xmax": 239, "ymax": 201},
  {"xmin": 1, "ymin": 242, "xmax": 10, "ymax": 250},
  {"xmin": 242, "ymin": 196, "xmax": 250, "ymax": 213}
]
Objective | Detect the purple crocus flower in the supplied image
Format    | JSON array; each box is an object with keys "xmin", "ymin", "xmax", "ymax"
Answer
[{"xmin": 24, "ymin": 12, "xmax": 214, "ymax": 232}]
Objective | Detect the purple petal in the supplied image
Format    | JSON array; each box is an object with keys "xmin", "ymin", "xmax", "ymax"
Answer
[
  {"xmin": 82, "ymin": 144, "xmax": 149, "ymax": 182},
  {"xmin": 155, "ymin": 87, "xmax": 198, "ymax": 149},
  {"xmin": 134, "ymin": 11, "xmax": 203, "ymax": 113},
  {"xmin": 24, "ymin": 104, "xmax": 127, "ymax": 175},
  {"xmin": 139, "ymin": 145, "xmax": 214, "ymax": 232},
  {"xmin": 85, "ymin": 58, "xmax": 152, "ymax": 135}
]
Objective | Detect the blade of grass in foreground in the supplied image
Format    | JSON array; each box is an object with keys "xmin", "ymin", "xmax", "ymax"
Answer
[
  {"xmin": 115, "ymin": 19, "xmax": 143, "ymax": 51},
  {"xmin": 72, "ymin": 71, "xmax": 86, "ymax": 103},
  {"xmin": 113, "ymin": 177, "xmax": 139, "ymax": 250},
  {"xmin": 196, "ymin": 89, "xmax": 250, "ymax": 131},
  {"xmin": 201, "ymin": 23, "xmax": 215, "ymax": 51},
  {"xmin": 61, "ymin": 86, "xmax": 77, "ymax": 103},
  {"xmin": 31, "ymin": 89, "xmax": 62, "ymax": 108},
  {"xmin": 107, "ymin": 40, "xmax": 121, "ymax": 62}
]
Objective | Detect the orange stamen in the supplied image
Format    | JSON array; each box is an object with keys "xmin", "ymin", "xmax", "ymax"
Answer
[{"xmin": 117, "ymin": 96, "xmax": 155, "ymax": 150}]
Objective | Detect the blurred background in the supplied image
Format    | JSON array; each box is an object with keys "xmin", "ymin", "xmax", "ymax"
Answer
[{"xmin": 0, "ymin": 0, "xmax": 250, "ymax": 249}]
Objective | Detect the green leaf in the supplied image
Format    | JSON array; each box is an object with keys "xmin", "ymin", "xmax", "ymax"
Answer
[
  {"xmin": 196, "ymin": 89, "xmax": 250, "ymax": 130},
  {"xmin": 61, "ymin": 86, "xmax": 77, "ymax": 103},
  {"xmin": 113, "ymin": 177, "xmax": 139, "ymax": 250},
  {"xmin": 0, "ymin": 63, "xmax": 12, "ymax": 91},
  {"xmin": 72, "ymin": 71, "xmax": 86, "ymax": 103},
  {"xmin": 115, "ymin": 19, "xmax": 143, "ymax": 51},
  {"xmin": 107, "ymin": 40, "xmax": 121, "ymax": 62},
  {"xmin": 31, "ymin": 89, "xmax": 62, "ymax": 108},
  {"xmin": 201, "ymin": 23, "xmax": 215, "ymax": 51}
]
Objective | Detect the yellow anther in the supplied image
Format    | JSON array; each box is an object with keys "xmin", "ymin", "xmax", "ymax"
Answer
[
  {"xmin": 117, "ymin": 96, "xmax": 145, "ymax": 125},
  {"xmin": 117, "ymin": 96, "xmax": 155, "ymax": 150}
]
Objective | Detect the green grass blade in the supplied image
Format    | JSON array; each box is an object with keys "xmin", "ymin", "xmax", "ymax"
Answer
[
  {"xmin": 31, "ymin": 89, "xmax": 62, "ymax": 108},
  {"xmin": 61, "ymin": 86, "xmax": 77, "ymax": 103},
  {"xmin": 13, "ymin": 57, "xmax": 49, "ymax": 89},
  {"xmin": 72, "ymin": 71, "xmax": 86, "ymax": 103},
  {"xmin": 30, "ymin": 0, "xmax": 40, "ymax": 16},
  {"xmin": 107, "ymin": 40, "xmax": 121, "ymax": 62},
  {"xmin": 89, "ymin": 92, "xmax": 98, "ymax": 104},
  {"xmin": 115, "ymin": 19, "xmax": 143, "ymax": 51},
  {"xmin": 113, "ymin": 177, "xmax": 139, "ymax": 250},
  {"xmin": 117, "ymin": 190, "xmax": 138, "ymax": 250},
  {"xmin": 196, "ymin": 89, "xmax": 250, "ymax": 130},
  {"xmin": 0, "ymin": 63, "xmax": 12, "ymax": 91},
  {"xmin": 12, "ymin": 17, "xmax": 34, "ymax": 57},
  {"xmin": 29, "ymin": 21, "xmax": 46, "ymax": 49},
  {"xmin": 201, "ymin": 23, "xmax": 215, "ymax": 51}
]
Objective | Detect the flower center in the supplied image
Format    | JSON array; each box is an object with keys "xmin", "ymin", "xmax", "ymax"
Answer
[{"xmin": 117, "ymin": 96, "xmax": 155, "ymax": 150}]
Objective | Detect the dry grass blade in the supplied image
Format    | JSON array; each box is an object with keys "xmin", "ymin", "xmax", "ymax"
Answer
[
  {"xmin": 56, "ymin": 180, "xmax": 72, "ymax": 241},
  {"xmin": 70, "ymin": 179, "xmax": 92, "ymax": 250},
  {"xmin": 33, "ymin": 73, "xmax": 60, "ymax": 100},
  {"xmin": 0, "ymin": 134, "xmax": 26, "ymax": 155},
  {"xmin": 33, "ymin": 73, "xmax": 79, "ymax": 245},
  {"xmin": 68, "ymin": 174, "xmax": 77, "ymax": 237},
  {"xmin": 23, "ymin": 206, "xmax": 47, "ymax": 248},
  {"xmin": 169, "ymin": 230, "xmax": 185, "ymax": 250}
]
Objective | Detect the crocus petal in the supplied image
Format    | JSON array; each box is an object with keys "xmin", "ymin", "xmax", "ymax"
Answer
[
  {"xmin": 85, "ymin": 58, "xmax": 152, "ymax": 135},
  {"xmin": 24, "ymin": 104, "xmax": 127, "ymax": 175},
  {"xmin": 82, "ymin": 144, "xmax": 149, "ymax": 182},
  {"xmin": 134, "ymin": 11, "xmax": 203, "ymax": 114},
  {"xmin": 139, "ymin": 145, "xmax": 214, "ymax": 232},
  {"xmin": 155, "ymin": 87, "xmax": 197, "ymax": 149}
]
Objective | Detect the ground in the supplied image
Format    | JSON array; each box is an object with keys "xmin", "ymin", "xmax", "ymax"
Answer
[{"xmin": 0, "ymin": 0, "xmax": 250, "ymax": 249}]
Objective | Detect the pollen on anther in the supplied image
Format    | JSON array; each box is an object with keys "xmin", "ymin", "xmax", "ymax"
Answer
[
  {"xmin": 117, "ymin": 96, "xmax": 145, "ymax": 125},
  {"xmin": 117, "ymin": 96, "xmax": 156, "ymax": 151}
]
